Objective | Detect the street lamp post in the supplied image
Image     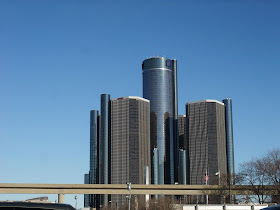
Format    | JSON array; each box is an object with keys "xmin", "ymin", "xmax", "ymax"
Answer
[
  {"xmin": 127, "ymin": 183, "xmax": 131, "ymax": 210},
  {"xmin": 215, "ymin": 171, "xmax": 221, "ymax": 185},
  {"xmin": 74, "ymin": 195, "xmax": 77, "ymax": 209}
]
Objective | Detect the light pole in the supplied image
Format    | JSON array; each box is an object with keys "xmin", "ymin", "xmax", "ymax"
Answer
[
  {"xmin": 74, "ymin": 195, "xmax": 77, "ymax": 209},
  {"xmin": 127, "ymin": 183, "xmax": 131, "ymax": 210},
  {"xmin": 215, "ymin": 171, "xmax": 220, "ymax": 185},
  {"xmin": 109, "ymin": 200, "xmax": 112, "ymax": 209},
  {"xmin": 215, "ymin": 171, "xmax": 222, "ymax": 203}
]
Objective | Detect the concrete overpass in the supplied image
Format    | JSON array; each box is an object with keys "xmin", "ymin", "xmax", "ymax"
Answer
[{"xmin": 0, "ymin": 183, "xmax": 278, "ymax": 203}]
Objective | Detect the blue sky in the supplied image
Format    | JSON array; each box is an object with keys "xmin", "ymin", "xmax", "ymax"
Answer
[{"xmin": 1, "ymin": 0, "xmax": 280, "ymax": 208}]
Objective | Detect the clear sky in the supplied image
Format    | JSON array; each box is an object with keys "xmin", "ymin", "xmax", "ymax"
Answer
[{"xmin": 1, "ymin": 0, "xmax": 280, "ymax": 208}]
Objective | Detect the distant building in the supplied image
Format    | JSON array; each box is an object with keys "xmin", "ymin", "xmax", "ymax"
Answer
[
  {"xmin": 142, "ymin": 57, "xmax": 179, "ymax": 185},
  {"xmin": 111, "ymin": 96, "xmax": 151, "ymax": 208},
  {"xmin": 186, "ymin": 100, "xmax": 227, "ymax": 187}
]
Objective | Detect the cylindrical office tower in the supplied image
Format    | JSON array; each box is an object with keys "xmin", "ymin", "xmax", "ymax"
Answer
[
  {"xmin": 100, "ymin": 94, "xmax": 111, "ymax": 206},
  {"xmin": 223, "ymin": 98, "xmax": 235, "ymax": 184},
  {"xmin": 153, "ymin": 147, "xmax": 159, "ymax": 199},
  {"xmin": 90, "ymin": 110, "xmax": 99, "ymax": 184},
  {"xmin": 142, "ymin": 57, "xmax": 178, "ymax": 184},
  {"xmin": 89, "ymin": 110, "xmax": 99, "ymax": 208},
  {"xmin": 84, "ymin": 173, "xmax": 90, "ymax": 207},
  {"xmin": 178, "ymin": 149, "xmax": 187, "ymax": 185},
  {"xmin": 153, "ymin": 148, "xmax": 159, "ymax": 185}
]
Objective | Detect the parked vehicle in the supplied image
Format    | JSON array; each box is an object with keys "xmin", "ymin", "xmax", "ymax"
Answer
[
  {"xmin": 0, "ymin": 202, "xmax": 76, "ymax": 210},
  {"xmin": 262, "ymin": 205, "xmax": 280, "ymax": 210}
]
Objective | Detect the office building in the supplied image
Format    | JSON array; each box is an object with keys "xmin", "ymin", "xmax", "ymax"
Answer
[
  {"xmin": 178, "ymin": 149, "xmax": 187, "ymax": 185},
  {"xmin": 89, "ymin": 110, "xmax": 99, "ymax": 207},
  {"xmin": 142, "ymin": 57, "xmax": 178, "ymax": 184},
  {"xmin": 110, "ymin": 96, "xmax": 151, "ymax": 208},
  {"xmin": 99, "ymin": 94, "xmax": 111, "ymax": 206},
  {"xmin": 84, "ymin": 110, "xmax": 100, "ymax": 208},
  {"xmin": 186, "ymin": 100, "xmax": 227, "ymax": 187},
  {"xmin": 84, "ymin": 174, "xmax": 90, "ymax": 208},
  {"xmin": 178, "ymin": 115, "xmax": 187, "ymax": 150},
  {"xmin": 223, "ymin": 98, "xmax": 235, "ymax": 184},
  {"xmin": 84, "ymin": 95, "xmax": 111, "ymax": 208},
  {"xmin": 178, "ymin": 115, "xmax": 188, "ymax": 184}
]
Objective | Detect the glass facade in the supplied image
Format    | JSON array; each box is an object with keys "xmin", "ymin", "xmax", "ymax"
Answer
[
  {"xmin": 152, "ymin": 148, "xmax": 159, "ymax": 185},
  {"xmin": 89, "ymin": 110, "xmax": 99, "ymax": 208},
  {"xmin": 186, "ymin": 100, "xmax": 227, "ymax": 185},
  {"xmin": 186, "ymin": 100, "xmax": 227, "ymax": 203},
  {"xmin": 142, "ymin": 57, "xmax": 178, "ymax": 184},
  {"xmin": 100, "ymin": 94, "xmax": 111, "ymax": 205},
  {"xmin": 223, "ymin": 98, "xmax": 235, "ymax": 184},
  {"xmin": 84, "ymin": 173, "xmax": 90, "ymax": 207},
  {"xmin": 178, "ymin": 149, "xmax": 187, "ymax": 185},
  {"xmin": 90, "ymin": 110, "xmax": 99, "ymax": 184},
  {"xmin": 178, "ymin": 115, "xmax": 189, "ymax": 184},
  {"xmin": 111, "ymin": 96, "xmax": 150, "ymax": 207}
]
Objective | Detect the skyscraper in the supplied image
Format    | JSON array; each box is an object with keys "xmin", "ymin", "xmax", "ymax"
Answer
[
  {"xmin": 178, "ymin": 115, "xmax": 188, "ymax": 184},
  {"xmin": 142, "ymin": 57, "xmax": 178, "ymax": 185},
  {"xmin": 223, "ymin": 98, "xmax": 235, "ymax": 184},
  {"xmin": 84, "ymin": 173, "xmax": 90, "ymax": 208},
  {"xmin": 178, "ymin": 115, "xmax": 187, "ymax": 152},
  {"xmin": 99, "ymin": 94, "xmax": 111, "ymax": 206},
  {"xmin": 89, "ymin": 110, "xmax": 99, "ymax": 207},
  {"xmin": 186, "ymin": 100, "xmax": 227, "ymax": 187},
  {"xmin": 111, "ymin": 96, "xmax": 151, "ymax": 207}
]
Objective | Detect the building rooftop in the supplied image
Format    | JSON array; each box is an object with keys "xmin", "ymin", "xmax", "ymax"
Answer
[
  {"xmin": 187, "ymin": 99, "xmax": 224, "ymax": 106},
  {"xmin": 112, "ymin": 96, "xmax": 150, "ymax": 103}
]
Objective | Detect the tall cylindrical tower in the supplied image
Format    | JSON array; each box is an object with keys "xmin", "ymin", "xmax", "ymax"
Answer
[
  {"xmin": 100, "ymin": 94, "xmax": 111, "ymax": 205},
  {"xmin": 178, "ymin": 149, "xmax": 187, "ymax": 185},
  {"xmin": 223, "ymin": 98, "xmax": 235, "ymax": 184},
  {"xmin": 142, "ymin": 57, "xmax": 178, "ymax": 184},
  {"xmin": 89, "ymin": 110, "xmax": 99, "ymax": 207}
]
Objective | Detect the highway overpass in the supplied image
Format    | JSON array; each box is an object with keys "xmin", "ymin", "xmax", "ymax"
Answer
[{"xmin": 0, "ymin": 183, "xmax": 278, "ymax": 195}]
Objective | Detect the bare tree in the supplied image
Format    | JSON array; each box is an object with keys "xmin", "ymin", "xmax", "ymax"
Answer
[
  {"xmin": 206, "ymin": 173, "xmax": 236, "ymax": 204},
  {"xmin": 237, "ymin": 159, "xmax": 270, "ymax": 204},
  {"xmin": 237, "ymin": 149, "xmax": 280, "ymax": 204},
  {"xmin": 261, "ymin": 149, "xmax": 280, "ymax": 203}
]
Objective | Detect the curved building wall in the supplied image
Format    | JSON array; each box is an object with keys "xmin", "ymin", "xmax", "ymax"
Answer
[
  {"xmin": 142, "ymin": 57, "xmax": 176, "ymax": 184},
  {"xmin": 178, "ymin": 149, "xmax": 187, "ymax": 185},
  {"xmin": 223, "ymin": 98, "xmax": 235, "ymax": 183},
  {"xmin": 89, "ymin": 110, "xmax": 99, "ymax": 207},
  {"xmin": 100, "ymin": 94, "xmax": 111, "ymax": 205},
  {"xmin": 90, "ymin": 110, "xmax": 99, "ymax": 185}
]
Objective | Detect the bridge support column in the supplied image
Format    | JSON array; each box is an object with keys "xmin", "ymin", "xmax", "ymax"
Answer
[{"xmin": 58, "ymin": 194, "xmax": 64, "ymax": 203}]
